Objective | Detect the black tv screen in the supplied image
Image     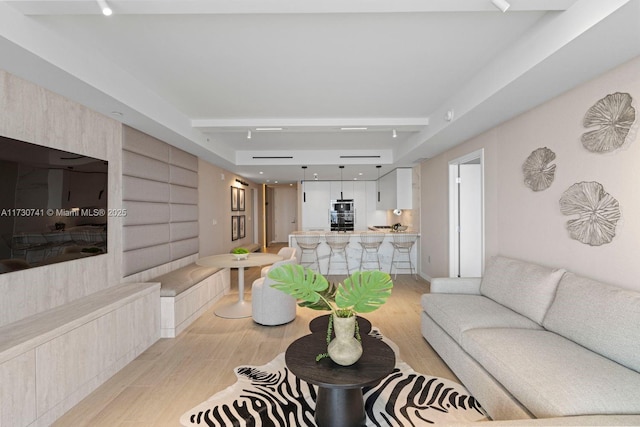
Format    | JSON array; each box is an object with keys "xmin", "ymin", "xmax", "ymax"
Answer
[{"xmin": 0, "ymin": 135, "xmax": 108, "ymax": 273}]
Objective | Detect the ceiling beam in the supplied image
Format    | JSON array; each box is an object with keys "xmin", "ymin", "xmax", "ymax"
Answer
[
  {"xmin": 6, "ymin": 0, "xmax": 578, "ymax": 16},
  {"xmin": 192, "ymin": 117, "xmax": 429, "ymax": 131},
  {"xmin": 394, "ymin": 0, "xmax": 634, "ymax": 163}
]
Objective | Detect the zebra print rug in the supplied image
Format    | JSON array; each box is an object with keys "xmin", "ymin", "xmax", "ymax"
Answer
[{"xmin": 180, "ymin": 330, "xmax": 487, "ymax": 426}]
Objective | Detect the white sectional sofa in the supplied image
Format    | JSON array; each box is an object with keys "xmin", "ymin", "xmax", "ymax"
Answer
[{"xmin": 421, "ymin": 256, "xmax": 640, "ymax": 425}]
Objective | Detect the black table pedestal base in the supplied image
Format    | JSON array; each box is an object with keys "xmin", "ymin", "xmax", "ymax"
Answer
[{"xmin": 316, "ymin": 387, "xmax": 366, "ymax": 427}]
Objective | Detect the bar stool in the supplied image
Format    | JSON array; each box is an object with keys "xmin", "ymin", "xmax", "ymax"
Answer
[
  {"xmin": 390, "ymin": 233, "xmax": 418, "ymax": 279},
  {"xmin": 358, "ymin": 232, "xmax": 385, "ymax": 271},
  {"xmin": 325, "ymin": 232, "xmax": 351, "ymax": 275},
  {"xmin": 295, "ymin": 233, "xmax": 322, "ymax": 272}
]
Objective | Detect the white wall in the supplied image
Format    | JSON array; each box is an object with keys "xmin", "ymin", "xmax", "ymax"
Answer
[
  {"xmin": 0, "ymin": 70, "xmax": 123, "ymax": 327},
  {"xmin": 421, "ymin": 55, "xmax": 640, "ymax": 291},
  {"xmin": 198, "ymin": 159, "xmax": 262, "ymax": 257}
]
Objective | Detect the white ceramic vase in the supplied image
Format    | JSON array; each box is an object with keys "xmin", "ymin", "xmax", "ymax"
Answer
[{"xmin": 327, "ymin": 314, "xmax": 363, "ymax": 366}]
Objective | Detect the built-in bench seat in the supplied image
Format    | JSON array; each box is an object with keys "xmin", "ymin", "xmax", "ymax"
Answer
[
  {"xmin": 151, "ymin": 263, "xmax": 230, "ymax": 338},
  {"xmin": 231, "ymin": 243, "xmax": 262, "ymax": 253},
  {"xmin": 0, "ymin": 282, "xmax": 160, "ymax": 427}
]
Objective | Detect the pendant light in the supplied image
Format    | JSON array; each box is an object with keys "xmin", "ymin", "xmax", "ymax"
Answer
[
  {"xmin": 339, "ymin": 165, "xmax": 344, "ymax": 199},
  {"xmin": 376, "ymin": 165, "xmax": 381, "ymax": 202},
  {"xmin": 302, "ymin": 166, "xmax": 307, "ymax": 202}
]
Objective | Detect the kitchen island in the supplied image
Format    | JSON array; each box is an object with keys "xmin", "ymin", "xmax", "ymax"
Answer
[{"xmin": 288, "ymin": 230, "xmax": 419, "ymax": 276}]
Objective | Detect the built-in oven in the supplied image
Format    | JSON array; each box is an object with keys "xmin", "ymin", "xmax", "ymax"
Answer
[
  {"xmin": 331, "ymin": 200, "xmax": 353, "ymax": 212},
  {"xmin": 330, "ymin": 199, "xmax": 354, "ymax": 232}
]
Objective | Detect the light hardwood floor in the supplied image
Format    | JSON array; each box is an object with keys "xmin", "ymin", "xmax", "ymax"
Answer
[{"xmin": 53, "ymin": 245, "xmax": 457, "ymax": 427}]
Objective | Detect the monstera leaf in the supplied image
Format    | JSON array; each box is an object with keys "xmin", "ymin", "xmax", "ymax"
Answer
[
  {"xmin": 335, "ymin": 270, "xmax": 393, "ymax": 313},
  {"xmin": 268, "ymin": 265, "xmax": 393, "ymax": 315},
  {"xmin": 268, "ymin": 264, "xmax": 333, "ymax": 311}
]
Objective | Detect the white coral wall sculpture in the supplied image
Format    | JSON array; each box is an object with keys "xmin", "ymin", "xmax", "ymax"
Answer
[
  {"xmin": 582, "ymin": 92, "xmax": 636, "ymax": 153},
  {"xmin": 523, "ymin": 147, "xmax": 556, "ymax": 191},
  {"xmin": 559, "ymin": 181, "xmax": 621, "ymax": 246}
]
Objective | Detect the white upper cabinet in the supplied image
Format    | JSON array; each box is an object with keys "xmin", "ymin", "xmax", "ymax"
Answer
[
  {"xmin": 330, "ymin": 180, "xmax": 354, "ymax": 200},
  {"xmin": 301, "ymin": 180, "xmax": 375, "ymax": 230},
  {"xmin": 376, "ymin": 168, "xmax": 412, "ymax": 210}
]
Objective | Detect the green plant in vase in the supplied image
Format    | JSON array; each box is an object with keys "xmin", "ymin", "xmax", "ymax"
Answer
[{"xmin": 268, "ymin": 264, "xmax": 393, "ymax": 365}]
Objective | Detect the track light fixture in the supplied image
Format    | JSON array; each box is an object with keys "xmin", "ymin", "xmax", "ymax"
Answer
[
  {"xmin": 491, "ymin": 0, "xmax": 510, "ymax": 12},
  {"xmin": 392, "ymin": 129, "xmax": 397, "ymax": 138},
  {"xmin": 247, "ymin": 130, "xmax": 252, "ymax": 139},
  {"xmin": 96, "ymin": 0, "xmax": 112, "ymax": 15}
]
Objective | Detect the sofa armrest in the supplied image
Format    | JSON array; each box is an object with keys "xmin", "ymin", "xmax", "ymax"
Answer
[{"xmin": 430, "ymin": 277, "xmax": 482, "ymax": 294}]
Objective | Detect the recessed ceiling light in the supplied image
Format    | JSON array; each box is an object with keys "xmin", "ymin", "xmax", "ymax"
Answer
[
  {"xmin": 255, "ymin": 127, "xmax": 283, "ymax": 131},
  {"xmin": 259, "ymin": 171, "xmax": 264, "ymax": 174},
  {"xmin": 97, "ymin": 0, "xmax": 112, "ymax": 15},
  {"xmin": 491, "ymin": 0, "xmax": 510, "ymax": 12},
  {"xmin": 340, "ymin": 127, "xmax": 368, "ymax": 131}
]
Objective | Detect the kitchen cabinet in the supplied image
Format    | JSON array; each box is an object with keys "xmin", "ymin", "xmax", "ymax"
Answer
[
  {"xmin": 301, "ymin": 181, "xmax": 330, "ymax": 230},
  {"xmin": 351, "ymin": 181, "xmax": 367, "ymax": 230},
  {"xmin": 376, "ymin": 168, "xmax": 412, "ymax": 210},
  {"xmin": 301, "ymin": 180, "xmax": 378, "ymax": 230},
  {"xmin": 330, "ymin": 180, "xmax": 354, "ymax": 200}
]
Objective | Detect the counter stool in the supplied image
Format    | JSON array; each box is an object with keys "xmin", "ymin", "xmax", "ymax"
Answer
[
  {"xmin": 295, "ymin": 233, "xmax": 322, "ymax": 272},
  {"xmin": 390, "ymin": 233, "xmax": 418, "ymax": 279},
  {"xmin": 325, "ymin": 232, "xmax": 351, "ymax": 275},
  {"xmin": 358, "ymin": 232, "xmax": 385, "ymax": 271}
]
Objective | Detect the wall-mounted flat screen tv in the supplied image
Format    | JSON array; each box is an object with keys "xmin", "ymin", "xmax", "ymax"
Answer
[{"xmin": 0, "ymin": 135, "xmax": 108, "ymax": 274}]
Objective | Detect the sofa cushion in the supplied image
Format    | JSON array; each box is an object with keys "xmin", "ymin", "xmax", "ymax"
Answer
[
  {"xmin": 543, "ymin": 272, "xmax": 640, "ymax": 372},
  {"xmin": 421, "ymin": 293, "xmax": 542, "ymax": 345},
  {"xmin": 462, "ymin": 328, "xmax": 640, "ymax": 418},
  {"xmin": 480, "ymin": 256, "xmax": 565, "ymax": 324}
]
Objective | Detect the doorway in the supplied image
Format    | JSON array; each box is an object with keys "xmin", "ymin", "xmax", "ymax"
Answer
[
  {"xmin": 264, "ymin": 185, "xmax": 298, "ymax": 245},
  {"xmin": 449, "ymin": 149, "xmax": 484, "ymax": 277}
]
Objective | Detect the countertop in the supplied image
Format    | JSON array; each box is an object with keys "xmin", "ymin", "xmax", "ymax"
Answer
[{"xmin": 290, "ymin": 228, "xmax": 419, "ymax": 236}]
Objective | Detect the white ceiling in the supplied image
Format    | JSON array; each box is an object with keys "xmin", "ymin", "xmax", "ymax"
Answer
[{"xmin": 1, "ymin": 0, "xmax": 639, "ymax": 183}]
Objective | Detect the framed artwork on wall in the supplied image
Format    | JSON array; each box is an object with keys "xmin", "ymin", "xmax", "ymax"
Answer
[
  {"xmin": 238, "ymin": 188, "xmax": 245, "ymax": 211},
  {"xmin": 231, "ymin": 215, "xmax": 239, "ymax": 241},
  {"xmin": 231, "ymin": 187, "xmax": 239, "ymax": 211},
  {"xmin": 239, "ymin": 215, "xmax": 246, "ymax": 239}
]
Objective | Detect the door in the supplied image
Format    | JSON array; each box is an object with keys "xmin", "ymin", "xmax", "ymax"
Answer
[
  {"xmin": 273, "ymin": 186, "xmax": 298, "ymax": 242},
  {"xmin": 449, "ymin": 150, "xmax": 484, "ymax": 277}
]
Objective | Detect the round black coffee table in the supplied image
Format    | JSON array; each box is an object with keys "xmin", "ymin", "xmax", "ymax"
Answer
[{"xmin": 285, "ymin": 332, "xmax": 395, "ymax": 427}]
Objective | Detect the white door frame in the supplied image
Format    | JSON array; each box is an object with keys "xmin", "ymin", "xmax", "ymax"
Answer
[
  {"xmin": 252, "ymin": 188, "xmax": 259, "ymax": 246},
  {"xmin": 449, "ymin": 149, "xmax": 485, "ymax": 277}
]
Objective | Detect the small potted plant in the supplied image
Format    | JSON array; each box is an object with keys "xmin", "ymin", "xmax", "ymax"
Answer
[
  {"xmin": 231, "ymin": 247, "xmax": 250, "ymax": 260},
  {"xmin": 268, "ymin": 264, "xmax": 393, "ymax": 365}
]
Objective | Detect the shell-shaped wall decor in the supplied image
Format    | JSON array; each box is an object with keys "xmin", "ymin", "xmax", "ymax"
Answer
[
  {"xmin": 559, "ymin": 181, "xmax": 621, "ymax": 246},
  {"xmin": 522, "ymin": 147, "xmax": 556, "ymax": 191},
  {"xmin": 582, "ymin": 92, "xmax": 635, "ymax": 153}
]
